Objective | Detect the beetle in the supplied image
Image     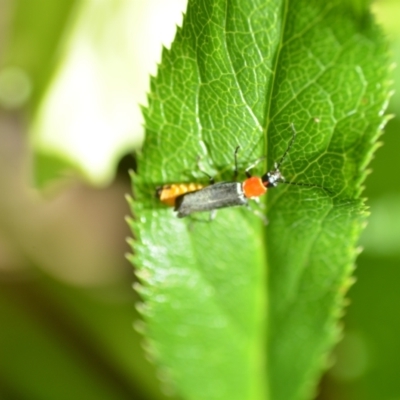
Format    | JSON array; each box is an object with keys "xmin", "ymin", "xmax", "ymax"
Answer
[
  {"xmin": 173, "ymin": 150, "xmax": 284, "ymax": 218},
  {"xmin": 156, "ymin": 124, "xmax": 300, "ymax": 219}
]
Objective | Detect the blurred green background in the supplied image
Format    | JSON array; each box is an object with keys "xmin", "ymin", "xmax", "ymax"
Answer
[{"xmin": 0, "ymin": 1, "xmax": 398, "ymax": 399}]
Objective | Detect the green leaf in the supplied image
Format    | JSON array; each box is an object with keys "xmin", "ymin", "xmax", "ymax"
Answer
[{"xmin": 127, "ymin": 1, "xmax": 390, "ymax": 400}]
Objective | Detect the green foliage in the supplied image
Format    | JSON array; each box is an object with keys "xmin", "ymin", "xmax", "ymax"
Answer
[
  {"xmin": 0, "ymin": 272, "xmax": 168, "ymax": 400},
  {"xmin": 0, "ymin": 0, "xmax": 78, "ymax": 110},
  {"xmin": 128, "ymin": 1, "xmax": 390, "ymax": 400}
]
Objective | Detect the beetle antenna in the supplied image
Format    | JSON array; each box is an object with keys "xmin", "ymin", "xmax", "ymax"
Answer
[{"xmin": 275, "ymin": 123, "xmax": 297, "ymax": 169}]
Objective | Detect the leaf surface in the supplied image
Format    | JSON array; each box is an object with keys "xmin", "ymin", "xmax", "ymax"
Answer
[{"xmin": 128, "ymin": 1, "xmax": 390, "ymax": 399}]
